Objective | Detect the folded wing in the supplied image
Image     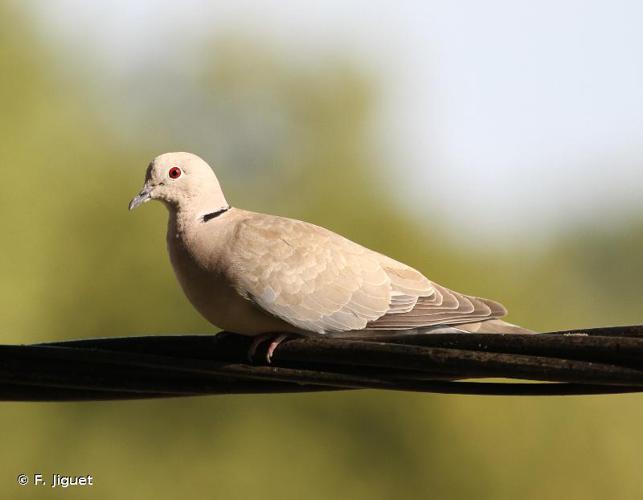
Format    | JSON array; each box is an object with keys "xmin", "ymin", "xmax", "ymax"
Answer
[{"xmin": 230, "ymin": 214, "xmax": 508, "ymax": 334}]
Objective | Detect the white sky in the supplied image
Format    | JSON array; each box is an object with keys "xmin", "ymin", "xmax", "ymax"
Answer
[{"xmin": 30, "ymin": 0, "xmax": 643, "ymax": 243}]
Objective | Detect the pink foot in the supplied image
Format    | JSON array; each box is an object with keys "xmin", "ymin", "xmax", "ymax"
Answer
[{"xmin": 248, "ymin": 333, "xmax": 292, "ymax": 364}]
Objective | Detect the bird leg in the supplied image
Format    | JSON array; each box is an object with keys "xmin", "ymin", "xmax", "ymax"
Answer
[{"xmin": 247, "ymin": 333, "xmax": 292, "ymax": 364}]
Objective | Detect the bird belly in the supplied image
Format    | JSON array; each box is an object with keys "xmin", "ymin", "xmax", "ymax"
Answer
[
  {"xmin": 188, "ymin": 277, "xmax": 297, "ymax": 335},
  {"xmin": 168, "ymin": 240, "xmax": 299, "ymax": 336}
]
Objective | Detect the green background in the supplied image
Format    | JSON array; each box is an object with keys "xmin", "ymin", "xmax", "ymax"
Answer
[{"xmin": 2, "ymin": 2, "xmax": 643, "ymax": 498}]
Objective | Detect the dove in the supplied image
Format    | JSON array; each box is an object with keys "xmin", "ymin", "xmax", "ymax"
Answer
[{"xmin": 129, "ymin": 152, "xmax": 532, "ymax": 360}]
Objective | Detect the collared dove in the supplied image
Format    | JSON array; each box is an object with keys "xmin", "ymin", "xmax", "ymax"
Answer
[{"xmin": 129, "ymin": 152, "xmax": 531, "ymax": 357}]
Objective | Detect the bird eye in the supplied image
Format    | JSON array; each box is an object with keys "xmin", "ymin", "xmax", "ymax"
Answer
[{"xmin": 168, "ymin": 167, "xmax": 182, "ymax": 179}]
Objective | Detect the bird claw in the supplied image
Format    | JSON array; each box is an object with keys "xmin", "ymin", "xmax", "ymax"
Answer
[{"xmin": 247, "ymin": 333, "xmax": 291, "ymax": 364}]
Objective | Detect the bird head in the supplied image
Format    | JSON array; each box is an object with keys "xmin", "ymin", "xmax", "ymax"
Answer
[{"xmin": 129, "ymin": 152, "xmax": 228, "ymax": 214}]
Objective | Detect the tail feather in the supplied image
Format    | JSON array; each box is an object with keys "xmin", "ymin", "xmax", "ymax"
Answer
[{"xmin": 453, "ymin": 319, "xmax": 534, "ymax": 334}]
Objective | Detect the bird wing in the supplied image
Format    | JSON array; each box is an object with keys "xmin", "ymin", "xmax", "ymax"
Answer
[
  {"xmin": 366, "ymin": 254, "xmax": 508, "ymax": 330},
  {"xmin": 229, "ymin": 213, "xmax": 507, "ymax": 334}
]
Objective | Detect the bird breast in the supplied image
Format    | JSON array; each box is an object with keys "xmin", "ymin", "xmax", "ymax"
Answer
[{"xmin": 165, "ymin": 216, "xmax": 299, "ymax": 335}]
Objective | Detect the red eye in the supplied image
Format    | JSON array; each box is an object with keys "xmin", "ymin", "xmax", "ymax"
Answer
[{"xmin": 168, "ymin": 167, "xmax": 182, "ymax": 179}]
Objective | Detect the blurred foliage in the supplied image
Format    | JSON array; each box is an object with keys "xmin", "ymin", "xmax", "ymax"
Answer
[{"xmin": 2, "ymin": 2, "xmax": 643, "ymax": 499}]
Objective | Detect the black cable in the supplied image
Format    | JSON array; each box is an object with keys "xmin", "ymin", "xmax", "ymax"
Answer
[{"xmin": 0, "ymin": 326, "xmax": 640, "ymax": 401}]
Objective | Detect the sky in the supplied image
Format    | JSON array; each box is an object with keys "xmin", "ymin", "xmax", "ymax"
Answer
[{"xmin": 29, "ymin": 0, "xmax": 643, "ymax": 243}]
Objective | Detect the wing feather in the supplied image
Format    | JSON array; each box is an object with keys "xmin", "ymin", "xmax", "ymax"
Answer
[
  {"xmin": 229, "ymin": 213, "xmax": 509, "ymax": 334},
  {"xmin": 231, "ymin": 216, "xmax": 391, "ymax": 333}
]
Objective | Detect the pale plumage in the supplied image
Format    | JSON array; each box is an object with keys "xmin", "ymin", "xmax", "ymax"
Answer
[{"xmin": 129, "ymin": 152, "xmax": 532, "ymax": 337}]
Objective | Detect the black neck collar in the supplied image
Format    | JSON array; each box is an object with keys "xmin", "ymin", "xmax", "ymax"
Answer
[{"xmin": 201, "ymin": 206, "xmax": 230, "ymax": 223}]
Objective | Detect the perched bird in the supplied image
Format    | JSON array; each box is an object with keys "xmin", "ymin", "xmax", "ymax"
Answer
[{"xmin": 129, "ymin": 152, "xmax": 531, "ymax": 360}]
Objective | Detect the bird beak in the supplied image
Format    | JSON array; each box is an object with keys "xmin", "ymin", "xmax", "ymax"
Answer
[{"xmin": 129, "ymin": 185, "xmax": 153, "ymax": 211}]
